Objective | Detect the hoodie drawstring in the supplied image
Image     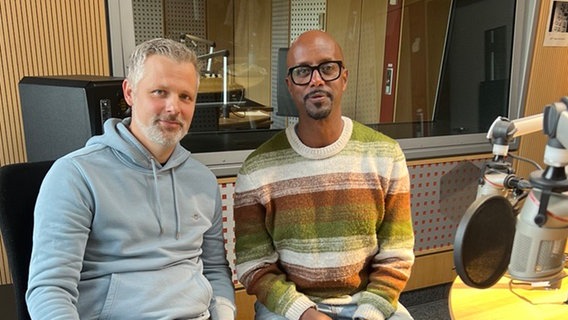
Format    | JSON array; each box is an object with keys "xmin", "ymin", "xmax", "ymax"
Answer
[
  {"xmin": 171, "ymin": 169, "xmax": 181, "ymax": 240},
  {"xmin": 150, "ymin": 158, "xmax": 164, "ymax": 236},
  {"xmin": 150, "ymin": 158, "xmax": 181, "ymax": 239}
]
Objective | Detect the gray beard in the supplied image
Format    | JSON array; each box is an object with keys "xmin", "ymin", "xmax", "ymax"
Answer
[{"xmin": 133, "ymin": 116, "xmax": 184, "ymax": 147}]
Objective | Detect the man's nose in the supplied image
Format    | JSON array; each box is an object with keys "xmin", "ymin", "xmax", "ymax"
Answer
[
  {"xmin": 165, "ymin": 97, "xmax": 181, "ymax": 113},
  {"xmin": 310, "ymin": 69, "xmax": 325, "ymax": 85}
]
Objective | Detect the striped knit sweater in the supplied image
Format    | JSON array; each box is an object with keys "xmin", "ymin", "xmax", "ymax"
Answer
[{"xmin": 234, "ymin": 117, "xmax": 414, "ymax": 320}]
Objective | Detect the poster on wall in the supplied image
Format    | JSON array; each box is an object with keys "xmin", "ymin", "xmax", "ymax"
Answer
[{"xmin": 544, "ymin": 0, "xmax": 568, "ymax": 46}]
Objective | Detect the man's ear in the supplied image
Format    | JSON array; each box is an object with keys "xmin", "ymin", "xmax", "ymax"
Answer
[
  {"xmin": 285, "ymin": 77, "xmax": 291, "ymax": 90},
  {"xmin": 341, "ymin": 69, "xmax": 349, "ymax": 92},
  {"xmin": 122, "ymin": 79, "xmax": 134, "ymax": 106}
]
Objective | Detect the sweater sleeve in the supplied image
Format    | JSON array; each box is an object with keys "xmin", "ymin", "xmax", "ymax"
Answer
[
  {"xmin": 234, "ymin": 173, "xmax": 316, "ymax": 320},
  {"xmin": 354, "ymin": 144, "xmax": 415, "ymax": 320}
]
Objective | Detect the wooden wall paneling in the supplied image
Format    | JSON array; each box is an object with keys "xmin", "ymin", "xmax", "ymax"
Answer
[
  {"xmin": 235, "ymin": 289, "xmax": 256, "ymax": 320},
  {"xmin": 515, "ymin": 0, "xmax": 568, "ymax": 179},
  {"xmin": 405, "ymin": 250, "xmax": 456, "ymax": 291},
  {"xmin": 0, "ymin": 0, "xmax": 110, "ymax": 168},
  {"xmin": 232, "ymin": 0, "xmax": 272, "ymax": 106},
  {"xmin": 357, "ymin": 0, "xmax": 388, "ymax": 124},
  {"xmin": 0, "ymin": 1, "xmax": 26, "ymax": 165},
  {"xmin": 379, "ymin": 0, "xmax": 402, "ymax": 122},
  {"xmin": 0, "ymin": 0, "xmax": 110, "ymax": 285},
  {"xmin": 399, "ymin": 1, "xmax": 427, "ymax": 123},
  {"xmin": 206, "ymin": 0, "xmax": 234, "ymax": 64},
  {"xmin": 0, "ymin": 251, "xmax": 7, "ymax": 284},
  {"xmin": 395, "ymin": 0, "xmax": 451, "ymax": 123},
  {"xmin": 326, "ymin": 0, "xmax": 363, "ymax": 119}
]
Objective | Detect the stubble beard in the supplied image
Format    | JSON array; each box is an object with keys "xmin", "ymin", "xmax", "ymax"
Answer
[
  {"xmin": 134, "ymin": 115, "xmax": 185, "ymax": 147},
  {"xmin": 304, "ymin": 90, "xmax": 333, "ymax": 120}
]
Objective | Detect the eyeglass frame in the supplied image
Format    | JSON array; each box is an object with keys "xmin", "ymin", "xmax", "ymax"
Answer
[{"xmin": 287, "ymin": 60, "xmax": 344, "ymax": 86}]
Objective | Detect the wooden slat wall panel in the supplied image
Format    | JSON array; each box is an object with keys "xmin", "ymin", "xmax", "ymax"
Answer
[
  {"xmin": 515, "ymin": 0, "xmax": 568, "ymax": 179},
  {"xmin": 0, "ymin": 0, "xmax": 109, "ymax": 167},
  {"xmin": 0, "ymin": 0, "xmax": 109, "ymax": 285}
]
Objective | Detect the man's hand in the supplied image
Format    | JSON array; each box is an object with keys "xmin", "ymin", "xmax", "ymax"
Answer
[{"xmin": 299, "ymin": 307, "xmax": 332, "ymax": 320}]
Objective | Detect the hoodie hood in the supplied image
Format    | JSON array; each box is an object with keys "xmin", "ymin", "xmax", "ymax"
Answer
[
  {"xmin": 87, "ymin": 118, "xmax": 191, "ymax": 170},
  {"xmin": 86, "ymin": 118, "xmax": 191, "ymax": 239}
]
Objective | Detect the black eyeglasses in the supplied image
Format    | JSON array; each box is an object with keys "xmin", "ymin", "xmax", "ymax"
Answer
[{"xmin": 288, "ymin": 61, "xmax": 343, "ymax": 85}]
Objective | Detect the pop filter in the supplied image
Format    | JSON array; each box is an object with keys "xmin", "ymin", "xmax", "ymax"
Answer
[{"xmin": 454, "ymin": 194, "xmax": 516, "ymax": 288}]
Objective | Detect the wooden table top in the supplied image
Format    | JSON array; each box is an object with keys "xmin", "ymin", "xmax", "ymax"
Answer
[
  {"xmin": 449, "ymin": 272, "xmax": 568, "ymax": 319},
  {"xmin": 218, "ymin": 109, "xmax": 271, "ymax": 130}
]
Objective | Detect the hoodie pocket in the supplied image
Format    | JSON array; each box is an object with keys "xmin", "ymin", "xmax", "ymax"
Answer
[{"xmin": 95, "ymin": 264, "xmax": 213, "ymax": 319}]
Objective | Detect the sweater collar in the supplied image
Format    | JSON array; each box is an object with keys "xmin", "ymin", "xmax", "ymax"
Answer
[{"xmin": 286, "ymin": 116, "xmax": 353, "ymax": 159}]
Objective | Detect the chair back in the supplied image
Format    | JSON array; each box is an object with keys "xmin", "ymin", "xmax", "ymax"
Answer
[{"xmin": 0, "ymin": 160, "xmax": 54, "ymax": 320}]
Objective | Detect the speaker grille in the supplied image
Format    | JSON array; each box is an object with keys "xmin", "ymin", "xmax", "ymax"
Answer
[{"xmin": 509, "ymin": 233, "xmax": 530, "ymax": 273}]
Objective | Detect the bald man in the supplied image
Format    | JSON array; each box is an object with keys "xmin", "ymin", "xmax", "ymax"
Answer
[{"xmin": 234, "ymin": 30, "xmax": 415, "ymax": 320}]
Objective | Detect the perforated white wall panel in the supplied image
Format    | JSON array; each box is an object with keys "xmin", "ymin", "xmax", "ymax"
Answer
[
  {"xmin": 410, "ymin": 159, "xmax": 484, "ymax": 252},
  {"xmin": 290, "ymin": 0, "xmax": 326, "ymax": 41},
  {"xmin": 132, "ymin": 0, "xmax": 207, "ymax": 53},
  {"xmin": 355, "ymin": 13, "xmax": 381, "ymax": 123},
  {"xmin": 163, "ymin": 0, "xmax": 208, "ymax": 55},
  {"xmin": 132, "ymin": 0, "xmax": 164, "ymax": 44}
]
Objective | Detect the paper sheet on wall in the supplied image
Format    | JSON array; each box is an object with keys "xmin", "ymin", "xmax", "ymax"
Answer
[{"xmin": 544, "ymin": 0, "xmax": 568, "ymax": 47}]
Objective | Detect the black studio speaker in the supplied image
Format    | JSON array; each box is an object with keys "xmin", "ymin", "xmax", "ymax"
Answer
[{"xmin": 19, "ymin": 75, "xmax": 130, "ymax": 162}]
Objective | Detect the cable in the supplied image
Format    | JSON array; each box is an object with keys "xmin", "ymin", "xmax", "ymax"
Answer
[{"xmin": 508, "ymin": 153, "xmax": 543, "ymax": 170}]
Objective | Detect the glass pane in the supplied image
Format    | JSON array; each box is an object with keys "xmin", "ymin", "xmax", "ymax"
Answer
[
  {"xmin": 119, "ymin": 0, "xmax": 532, "ymax": 155},
  {"xmin": 431, "ymin": 0, "xmax": 516, "ymax": 137}
]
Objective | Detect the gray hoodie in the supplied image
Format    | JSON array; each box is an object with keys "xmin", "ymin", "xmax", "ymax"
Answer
[{"xmin": 26, "ymin": 118, "xmax": 235, "ymax": 320}]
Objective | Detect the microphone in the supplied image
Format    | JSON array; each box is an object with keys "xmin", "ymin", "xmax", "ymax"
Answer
[
  {"xmin": 455, "ymin": 98, "xmax": 568, "ymax": 289},
  {"xmin": 507, "ymin": 182, "xmax": 568, "ymax": 282},
  {"xmin": 508, "ymin": 102, "xmax": 568, "ymax": 282}
]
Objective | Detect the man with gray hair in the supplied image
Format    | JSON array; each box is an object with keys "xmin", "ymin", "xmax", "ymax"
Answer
[{"xmin": 26, "ymin": 38, "xmax": 235, "ymax": 320}]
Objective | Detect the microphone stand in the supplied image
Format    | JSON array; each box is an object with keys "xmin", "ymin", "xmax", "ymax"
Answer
[
  {"xmin": 527, "ymin": 101, "xmax": 568, "ymax": 226},
  {"xmin": 179, "ymin": 33, "xmax": 232, "ymax": 119},
  {"xmin": 198, "ymin": 50, "xmax": 231, "ymax": 118},
  {"xmin": 479, "ymin": 116, "xmax": 540, "ymax": 208},
  {"xmin": 507, "ymin": 99, "xmax": 568, "ymax": 290}
]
